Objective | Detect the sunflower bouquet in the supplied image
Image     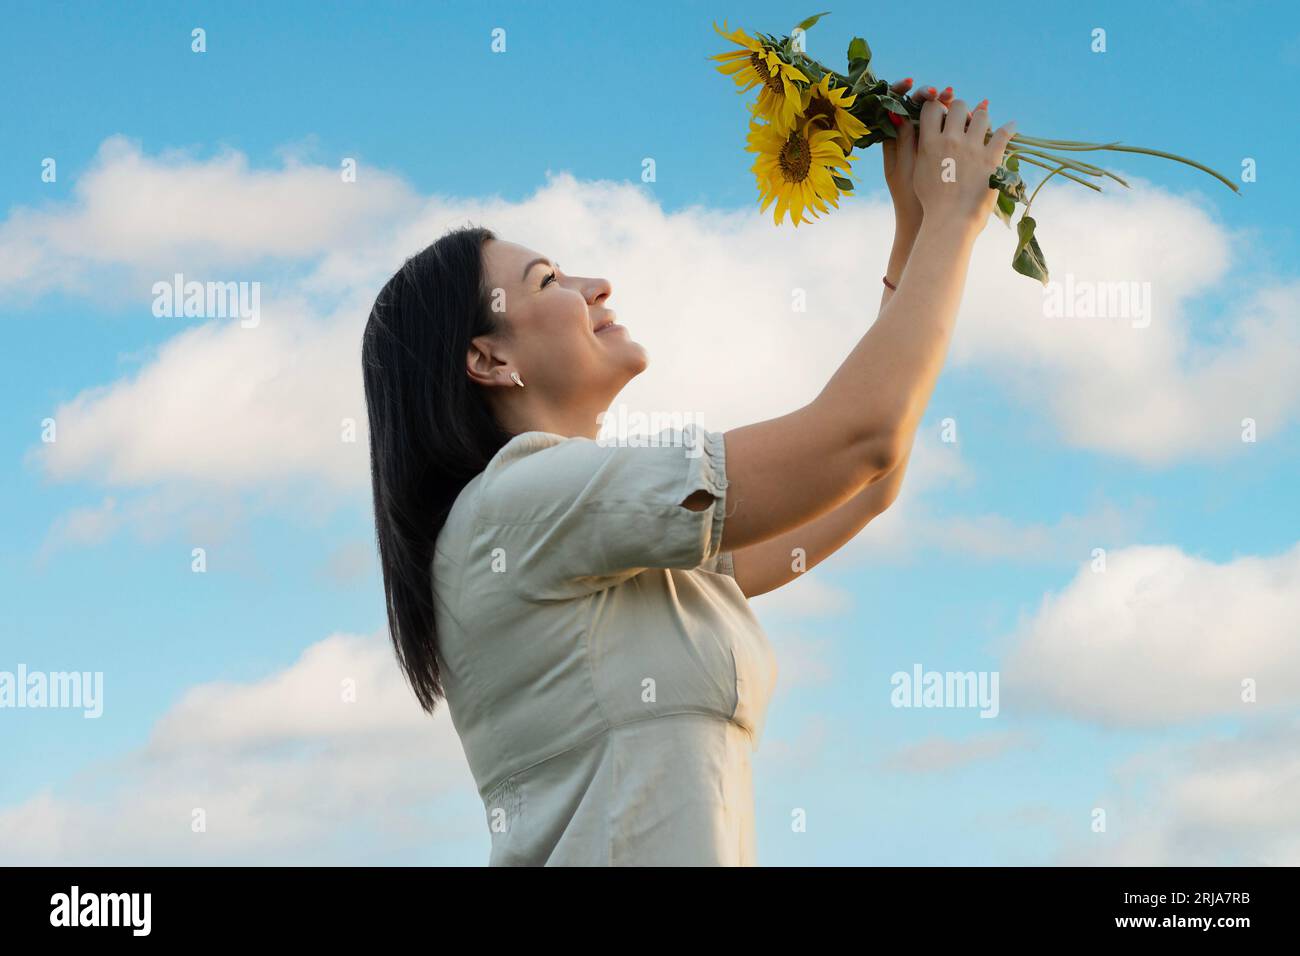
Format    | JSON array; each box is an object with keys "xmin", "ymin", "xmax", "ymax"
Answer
[{"xmin": 712, "ymin": 12, "xmax": 1240, "ymax": 284}]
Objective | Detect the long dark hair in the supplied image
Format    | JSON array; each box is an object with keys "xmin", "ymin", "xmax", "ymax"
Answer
[{"xmin": 361, "ymin": 224, "xmax": 511, "ymax": 714}]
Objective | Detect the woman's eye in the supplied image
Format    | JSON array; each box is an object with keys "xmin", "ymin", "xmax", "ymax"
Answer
[{"xmin": 542, "ymin": 271, "xmax": 557, "ymax": 288}]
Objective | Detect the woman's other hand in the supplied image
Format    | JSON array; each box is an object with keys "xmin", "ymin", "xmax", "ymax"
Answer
[{"xmin": 912, "ymin": 89, "xmax": 1016, "ymax": 232}]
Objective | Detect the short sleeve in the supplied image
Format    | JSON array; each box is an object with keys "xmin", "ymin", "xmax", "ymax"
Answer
[{"xmin": 475, "ymin": 424, "xmax": 730, "ymax": 594}]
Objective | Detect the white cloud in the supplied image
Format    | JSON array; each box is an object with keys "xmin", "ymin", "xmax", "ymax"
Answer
[
  {"xmin": 915, "ymin": 502, "xmax": 1136, "ymax": 563},
  {"xmin": 1056, "ymin": 719, "xmax": 1300, "ymax": 865},
  {"xmin": 35, "ymin": 485, "xmax": 258, "ymax": 567},
  {"xmin": 36, "ymin": 495, "xmax": 123, "ymax": 554},
  {"xmin": 1002, "ymin": 542, "xmax": 1300, "ymax": 727},
  {"xmin": 931, "ymin": 513, "xmax": 1068, "ymax": 561},
  {"xmin": 28, "ymin": 291, "xmax": 371, "ymax": 489},
  {"xmin": 0, "ymin": 136, "xmax": 419, "ymax": 298},
  {"xmin": 952, "ymin": 182, "xmax": 1300, "ymax": 463},
  {"xmin": 834, "ymin": 436, "xmax": 1140, "ymax": 567},
  {"xmin": 0, "ymin": 633, "xmax": 484, "ymax": 864},
  {"xmin": 10, "ymin": 140, "xmax": 1296, "ymax": 544}
]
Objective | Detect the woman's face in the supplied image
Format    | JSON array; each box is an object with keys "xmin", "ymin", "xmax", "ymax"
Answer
[{"xmin": 475, "ymin": 238, "xmax": 648, "ymax": 412}]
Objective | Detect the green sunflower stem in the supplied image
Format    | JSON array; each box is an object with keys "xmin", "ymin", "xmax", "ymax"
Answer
[
  {"xmin": 1084, "ymin": 144, "xmax": 1242, "ymax": 194},
  {"xmin": 1011, "ymin": 135, "xmax": 1240, "ymax": 194},
  {"xmin": 1024, "ymin": 164, "xmax": 1071, "ymax": 216},
  {"xmin": 1010, "ymin": 148, "xmax": 1130, "ymax": 188},
  {"xmin": 1013, "ymin": 153, "xmax": 1103, "ymax": 192}
]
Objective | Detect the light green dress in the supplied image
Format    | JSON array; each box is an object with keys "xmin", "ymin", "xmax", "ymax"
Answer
[{"xmin": 432, "ymin": 424, "xmax": 779, "ymax": 865}]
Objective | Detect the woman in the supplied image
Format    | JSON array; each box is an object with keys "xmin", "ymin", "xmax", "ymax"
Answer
[{"xmin": 362, "ymin": 84, "xmax": 1014, "ymax": 865}]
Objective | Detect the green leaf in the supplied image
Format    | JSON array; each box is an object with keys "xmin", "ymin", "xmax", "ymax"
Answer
[
  {"xmin": 796, "ymin": 55, "xmax": 826, "ymax": 81},
  {"xmin": 880, "ymin": 96, "xmax": 909, "ymax": 116},
  {"xmin": 847, "ymin": 36, "xmax": 870, "ymax": 63},
  {"xmin": 831, "ymin": 175, "xmax": 854, "ymax": 192},
  {"xmin": 1012, "ymin": 216, "xmax": 1050, "ymax": 285},
  {"xmin": 993, "ymin": 189, "xmax": 1016, "ymax": 228},
  {"xmin": 796, "ymin": 11, "xmax": 832, "ymax": 31},
  {"xmin": 989, "ymin": 165, "xmax": 1027, "ymax": 204},
  {"xmin": 1005, "ymin": 153, "xmax": 1020, "ymax": 172},
  {"xmin": 854, "ymin": 92, "xmax": 879, "ymax": 108}
]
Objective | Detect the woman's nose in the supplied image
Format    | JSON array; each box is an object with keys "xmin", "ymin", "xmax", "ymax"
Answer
[{"xmin": 587, "ymin": 277, "xmax": 612, "ymax": 304}]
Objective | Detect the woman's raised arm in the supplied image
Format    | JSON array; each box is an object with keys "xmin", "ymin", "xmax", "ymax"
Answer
[{"xmin": 709, "ymin": 98, "xmax": 1017, "ymax": 552}]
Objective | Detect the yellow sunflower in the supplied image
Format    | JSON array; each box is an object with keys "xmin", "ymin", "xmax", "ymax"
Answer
[
  {"xmin": 746, "ymin": 116, "xmax": 855, "ymax": 227},
  {"xmin": 799, "ymin": 74, "xmax": 871, "ymax": 152},
  {"xmin": 710, "ymin": 21, "xmax": 809, "ymax": 130}
]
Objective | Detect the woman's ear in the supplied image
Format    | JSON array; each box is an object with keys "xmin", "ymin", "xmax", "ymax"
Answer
[{"xmin": 466, "ymin": 334, "xmax": 508, "ymax": 388}]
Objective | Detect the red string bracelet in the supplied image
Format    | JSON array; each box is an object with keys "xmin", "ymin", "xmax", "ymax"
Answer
[{"xmin": 883, "ymin": 275, "xmax": 897, "ymax": 291}]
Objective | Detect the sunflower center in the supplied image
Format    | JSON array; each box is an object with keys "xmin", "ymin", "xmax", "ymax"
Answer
[
  {"xmin": 805, "ymin": 96, "xmax": 836, "ymax": 127},
  {"xmin": 779, "ymin": 130, "xmax": 812, "ymax": 183},
  {"xmin": 752, "ymin": 52, "xmax": 784, "ymax": 96}
]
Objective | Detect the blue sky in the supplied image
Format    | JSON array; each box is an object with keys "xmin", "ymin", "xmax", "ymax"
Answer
[{"xmin": 2, "ymin": 0, "xmax": 1298, "ymax": 864}]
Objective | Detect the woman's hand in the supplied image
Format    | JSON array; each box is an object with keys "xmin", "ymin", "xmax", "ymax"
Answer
[
  {"xmin": 881, "ymin": 83, "xmax": 968, "ymax": 291},
  {"xmin": 884, "ymin": 84, "xmax": 994, "ymax": 229},
  {"xmin": 882, "ymin": 80, "xmax": 958, "ymax": 232},
  {"xmin": 912, "ymin": 92, "xmax": 1015, "ymax": 231}
]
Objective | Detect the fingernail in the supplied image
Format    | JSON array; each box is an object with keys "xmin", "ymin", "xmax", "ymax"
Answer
[
  {"xmin": 927, "ymin": 87, "xmax": 936, "ymax": 95},
  {"xmin": 903, "ymin": 77, "xmax": 913, "ymax": 84},
  {"xmin": 888, "ymin": 113, "xmax": 904, "ymax": 127},
  {"xmin": 943, "ymin": 86, "xmax": 953, "ymax": 94}
]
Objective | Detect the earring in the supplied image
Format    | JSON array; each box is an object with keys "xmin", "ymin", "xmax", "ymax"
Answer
[{"xmin": 509, "ymin": 371, "xmax": 525, "ymax": 387}]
